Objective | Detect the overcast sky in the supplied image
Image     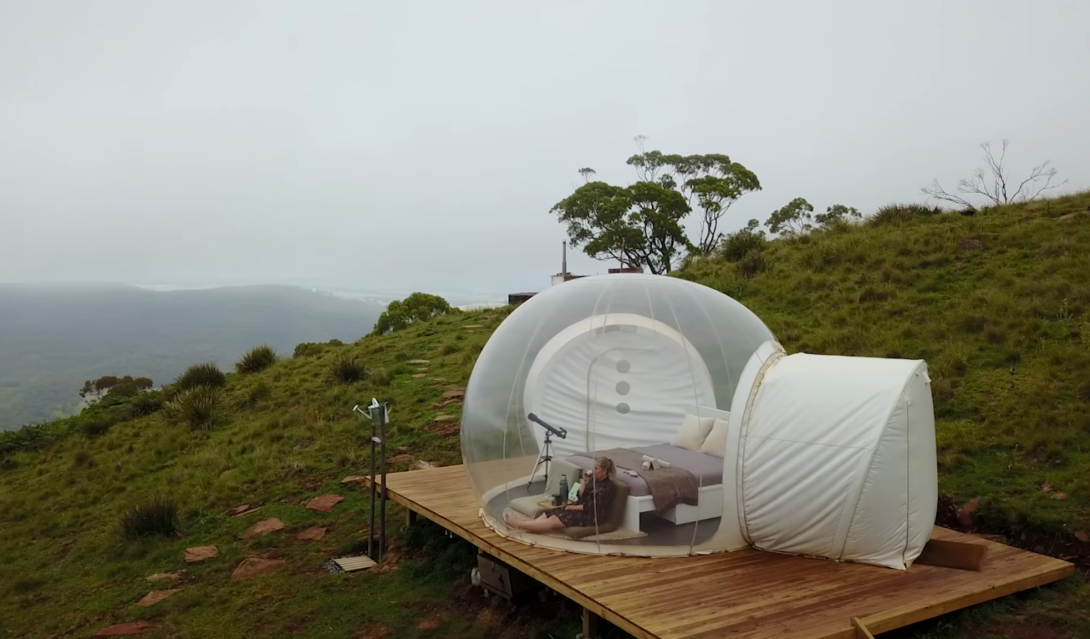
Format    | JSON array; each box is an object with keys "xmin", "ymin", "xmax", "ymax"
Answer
[{"xmin": 2, "ymin": 0, "xmax": 1088, "ymax": 299}]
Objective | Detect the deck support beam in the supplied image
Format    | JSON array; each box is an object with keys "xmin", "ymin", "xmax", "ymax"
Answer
[
  {"xmin": 582, "ymin": 607, "xmax": 600, "ymax": 638},
  {"xmin": 406, "ymin": 509, "xmax": 418, "ymax": 527}
]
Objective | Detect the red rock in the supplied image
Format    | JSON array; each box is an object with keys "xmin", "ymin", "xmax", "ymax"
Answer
[
  {"xmin": 442, "ymin": 390, "xmax": 464, "ymax": 400},
  {"xmin": 1051, "ymin": 492, "xmax": 1068, "ymax": 500},
  {"xmin": 411, "ymin": 374, "xmax": 427, "ymax": 379},
  {"xmin": 241, "ymin": 518, "xmax": 285, "ymax": 539},
  {"xmin": 296, "ymin": 526, "xmax": 327, "ymax": 541},
  {"xmin": 230, "ymin": 504, "xmax": 252, "ymax": 515},
  {"xmin": 418, "ymin": 618, "xmax": 441, "ymax": 630},
  {"xmin": 956, "ymin": 498, "xmax": 980, "ymax": 527},
  {"xmin": 1039, "ymin": 481, "xmax": 1053, "ymax": 493},
  {"xmin": 93, "ymin": 620, "xmax": 153, "ymax": 636},
  {"xmin": 1075, "ymin": 530, "xmax": 1089, "ymax": 542},
  {"xmin": 231, "ymin": 557, "xmax": 285, "ymax": 580},
  {"xmin": 341, "ymin": 475, "xmax": 367, "ymax": 485},
  {"xmin": 433, "ymin": 414, "xmax": 455, "ymax": 422},
  {"xmin": 138, "ymin": 589, "xmax": 180, "ymax": 607},
  {"xmin": 387, "ymin": 454, "xmax": 412, "ymax": 464},
  {"xmin": 184, "ymin": 545, "xmax": 218, "ymax": 563},
  {"xmin": 305, "ymin": 494, "xmax": 345, "ymax": 512},
  {"xmin": 145, "ymin": 570, "xmax": 185, "ymax": 583}
]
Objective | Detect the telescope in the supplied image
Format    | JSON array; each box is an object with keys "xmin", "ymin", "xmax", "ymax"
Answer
[
  {"xmin": 528, "ymin": 412, "xmax": 566, "ymax": 439},
  {"xmin": 526, "ymin": 412, "xmax": 565, "ymax": 491}
]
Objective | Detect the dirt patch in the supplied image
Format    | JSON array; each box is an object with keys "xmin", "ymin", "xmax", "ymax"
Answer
[{"xmin": 352, "ymin": 624, "xmax": 392, "ymax": 639}]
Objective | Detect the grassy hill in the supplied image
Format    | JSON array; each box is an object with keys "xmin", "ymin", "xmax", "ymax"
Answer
[{"xmin": 2, "ymin": 193, "xmax": 1089, "ymax": 639}]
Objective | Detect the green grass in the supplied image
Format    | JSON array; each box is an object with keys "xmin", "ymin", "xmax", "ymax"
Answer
[{"xmin": 2, "ymin": 194, "xmax": 1090, "ymax": 638}]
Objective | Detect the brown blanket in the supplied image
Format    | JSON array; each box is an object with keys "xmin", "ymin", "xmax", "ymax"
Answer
[{"xmin": 593, "ymin": 448, "xmax": 699, "ymax": 514}]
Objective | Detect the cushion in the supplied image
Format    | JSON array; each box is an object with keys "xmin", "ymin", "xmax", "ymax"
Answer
[
  {"xmin": 566, "ymin": 479, "xmax": 630, "ymax": 538},
  {"xmin": 672, "ymin": 413, "xmax": 715, "ymax": 452},
  {"xmin": 699, "ymin": 416, "xmax": 731, "ymax": 458}
]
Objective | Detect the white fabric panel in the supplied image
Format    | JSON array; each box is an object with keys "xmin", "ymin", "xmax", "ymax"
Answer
[
  {"xmin": 739, "ymin": 353, "xmax": 935, "ymax": 569},
  {"xmin": 697, "ymin": 339, "xmax": 784, "ymax": 553},
  {"xmin": 743, "ymin": 435, "xmax": 870, "ymax": 557},
  {"xmin": 524, "ymin": 314, "xmax": 716, "ymax": 461},
  {"xmin": 905, "ymin": 365, "xmax": 938, "ymax": 565},
  {"xmin": 841, "ymin": 388, "xmax": 909, "ymax": 568}
]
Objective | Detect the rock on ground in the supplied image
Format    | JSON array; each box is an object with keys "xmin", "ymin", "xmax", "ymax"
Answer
[
  {"xmin": 138, "ymin": 589, "xmax": 180, "ymax": 607},
  {"xmin": 231, "ymin": 557, "xmax": 286, "ymax": 580},
  {"xmin": 306, "ymin": 494, "xmax": 345, "ymax": 512},
  {"xmin": 241, "ymin": 518, "xmax": 285, "ymax": 539},
  {"xmin": 184, "ymin": 546, "xmax": 219, "ymax": 563},
  {"xmin": 93, "ymin": 621, "xmax": 153, "ymax": 636},
  {"xmin": 296, "ymin": 526, "xmax": 328, "ymax": 541}
]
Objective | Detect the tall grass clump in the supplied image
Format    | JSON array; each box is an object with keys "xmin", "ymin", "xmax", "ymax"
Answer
[
  {"xmin": 328, "ymin": 354, "xmax": 367, "ymax": 385},
  {"xmin": 166, "ymin": 386, "xmax": 225, "ymax": 430},
  {"xmin": 871, "ymin": 203, "xmax": 943, "ymax": 225},
  {"xmin": 235, "ymin": 345, "xmax": 278, "ymax": 374},
  {"xmin": 120, "ymin": 496, "xmax": 179, "ymax": 539},
  {"xmin": 175, "ymin": 362, "xmax": 226, "ymax": 390}
]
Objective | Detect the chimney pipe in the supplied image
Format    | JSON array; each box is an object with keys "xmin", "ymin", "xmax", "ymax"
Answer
[{"xmin": 562, "ymin": 241, "xmax": 567, "ymax": 276}]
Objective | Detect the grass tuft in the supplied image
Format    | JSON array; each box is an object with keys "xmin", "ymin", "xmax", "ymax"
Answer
[
  {"xmin": 175, "ymin": 362, "xmax": 226, "ymax": 390},
  {"xmin": 235, "ymin": 345, "xmax": 278, "ymax": 374},
  {"xmin": 328, "ymin": 354, "xmax": 367, "ymax": 385},
  {"xmin": 165, "ymin": 385, "xmax": 226, "ymax": 430},
  {"xmin": 120, "ymin": 496, "xmax": 178, "ymax": 539}
]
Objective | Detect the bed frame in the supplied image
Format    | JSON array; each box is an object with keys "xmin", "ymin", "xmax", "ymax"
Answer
[{"xmin": 606, "ymin": 404, "xmax": 732, "ymax": 533}]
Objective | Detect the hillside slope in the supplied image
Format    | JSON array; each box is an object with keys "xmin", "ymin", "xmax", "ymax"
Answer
[
  {"xmin": 680, "ymin": 192, "xmax": 1090, "ymax": 534},
  {"xmin": 1, "ymin": 194, "xmax": 1089, "ymax": 639}
]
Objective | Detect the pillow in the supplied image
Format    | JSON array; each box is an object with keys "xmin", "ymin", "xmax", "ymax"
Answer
[
  {"xmin": 700, "ymin": 416, "xmax": 731, "ymax": 457},
  {"xmin": 672, "ymin": 413, "xmax": 715, "ymax": 452}
]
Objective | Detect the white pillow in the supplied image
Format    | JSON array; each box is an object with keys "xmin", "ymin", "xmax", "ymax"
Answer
[
  {"xmin": 700, "ymin": 416, "xmax": 730, "ymax": 457},
  {"xmin": 672, "ymin": 413, "xmax": 715, "ymax": 452}
]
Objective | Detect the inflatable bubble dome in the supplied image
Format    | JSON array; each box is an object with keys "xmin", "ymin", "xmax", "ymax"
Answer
[
  {"xmin": 459, "ymin": 272, "xmax": 938, "ymax": 567},
  {"xmin": 460, "ymin": 273, "xmax": 777, "ymax": 557}
]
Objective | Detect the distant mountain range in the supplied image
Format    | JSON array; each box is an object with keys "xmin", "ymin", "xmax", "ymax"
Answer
[{"xmin": 0, "ymin": 283, "xmax": 387, "ymax": 430}]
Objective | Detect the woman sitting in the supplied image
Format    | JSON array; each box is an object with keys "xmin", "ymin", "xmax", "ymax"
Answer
[{"xmin": 505, "ymin": 457, "xmax": 617, "ymax": 534}]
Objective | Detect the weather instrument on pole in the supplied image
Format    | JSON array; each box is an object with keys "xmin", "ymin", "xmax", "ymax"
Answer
[{"xmin": 353, "ymin": 399, "xmax": 391, "ymax": 561}]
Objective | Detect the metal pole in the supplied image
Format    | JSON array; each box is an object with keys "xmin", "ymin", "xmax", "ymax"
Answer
[
  {"xmin": 368, "ymin": 410, "xmax": 376, "ymax": 560},
  {"xmin": 378, "ymin": 404, "xmax": 388, "ymax": 561}
]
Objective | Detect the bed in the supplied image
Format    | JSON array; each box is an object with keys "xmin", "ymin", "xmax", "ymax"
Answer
[{"xmin": 562, "ymin": 406, "xmax": 729, "ymax": 534}]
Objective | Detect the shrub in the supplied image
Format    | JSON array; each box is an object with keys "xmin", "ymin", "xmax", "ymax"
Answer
[
  {"xmin": 166, "ymin": 386, "xmax": 225, "ymax": 430},
  {"xmin": 719, "ymin": 219, "xmax": 768, "ymax": 262},
  {"xmin": 130, "ymin": 390, "xmax": 164, "ymax": 416},
  {"xmin": 737, "ymin": 250, "xmax": 767, "ymax": 278},
  {"xmin": 120, "ymin": 496, "xmax": 179, "ymax": 539},
  {"xmin": 73, "ymin": 449, "xmax": 93, "ymax": 467},
  {"xmin": 0, "ymin": 456, "xmax": 17, "ymax": 471},
  {"xmin": 293, "ymin": 343, "xmax": 322, "ymax": 358},
  {"xmin": 175, "ymin": 363, "xmax": 226, "ymax": 390},
  {"xmin": 81, "ymin": 417, "xmax": 114, "ymax": 438},
  {"xmin": 235, "ymin": 345, "xmax": 278, "ymax": 374},
  {"xmin": 328, "ymin": 354, "xmax": 367, "ymax": 385}
]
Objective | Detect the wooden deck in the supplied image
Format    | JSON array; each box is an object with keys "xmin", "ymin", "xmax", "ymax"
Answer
[{"xmin": 378, "ymin": 464, "xmax": 1074, "ymax": 639}]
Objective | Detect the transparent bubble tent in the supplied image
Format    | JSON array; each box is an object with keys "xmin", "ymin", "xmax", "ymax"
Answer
[{"xmin": 460, "ymin": 273, "xmax": 937, "ymax": 569}]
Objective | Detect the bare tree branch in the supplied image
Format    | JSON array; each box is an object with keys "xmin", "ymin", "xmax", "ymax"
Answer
[{"xmin": 921, "ymin": 139, "xmax": 1068, "ymax": 210}]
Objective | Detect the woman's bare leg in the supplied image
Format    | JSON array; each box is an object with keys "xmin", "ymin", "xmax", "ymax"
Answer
[{"xmin": 510, "ymin": 514, "xmax": 564, "ymax": 534}]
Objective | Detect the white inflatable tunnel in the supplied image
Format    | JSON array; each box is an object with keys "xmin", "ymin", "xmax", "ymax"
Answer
[{"xmin": 726, "ymin": 344, "xmax": 938, "ymax": 569}]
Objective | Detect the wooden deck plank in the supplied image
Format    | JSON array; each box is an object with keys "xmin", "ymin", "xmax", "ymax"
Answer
[{"xmin": 373, "ymin": 465, "xmax": 1074, "ymax": 639}]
